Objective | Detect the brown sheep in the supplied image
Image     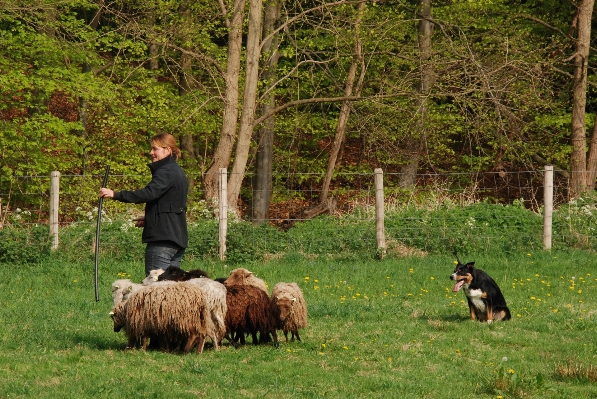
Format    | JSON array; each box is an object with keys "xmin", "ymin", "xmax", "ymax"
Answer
[
  {"xmin": 271, "ymin": 282, "xmax": 308, "ymax": 342},
  {"xmin": 224, "ymin": 268, "xmax": 268, "ymax": 294},
  {"xmin": 224, "ymin": 284, "xmax": 278, "ymax": 348},
  {"xmin": 112, "ymin": 282, "xmax": 209, "ymax": 353}
]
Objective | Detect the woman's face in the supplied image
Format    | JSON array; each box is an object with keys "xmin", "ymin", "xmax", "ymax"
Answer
[{"xmin": 150, "ymin": 143, "xmax": 171, "ymax": 162}]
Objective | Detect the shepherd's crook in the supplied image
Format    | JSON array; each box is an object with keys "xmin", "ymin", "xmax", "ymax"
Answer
[{"xmin": 95, "ymin": 166, "xmax": 110, "ymax": 302}]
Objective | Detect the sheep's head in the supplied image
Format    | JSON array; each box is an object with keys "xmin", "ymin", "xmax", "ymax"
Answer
[
  {"xmin": 274, "ymin": 294, "xmax": 296, "ymax": 321},
  {"xmin": 110, "ymin": 307, "xmax": 126, "ymax": 333}
]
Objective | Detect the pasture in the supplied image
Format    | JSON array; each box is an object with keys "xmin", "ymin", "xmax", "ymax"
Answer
[{"xmin": 1, "ymin": 250, "xmax": 596, "ymax": 398}]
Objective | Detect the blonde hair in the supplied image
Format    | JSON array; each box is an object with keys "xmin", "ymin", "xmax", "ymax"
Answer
[{"xmin": 151, "ymin": 133, "xmax": 181, "ymax": 159}]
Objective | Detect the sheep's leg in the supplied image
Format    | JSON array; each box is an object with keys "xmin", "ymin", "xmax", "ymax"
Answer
[
  {"xmin": 141, "ymin": 336, "xmax": 148, "ymax": 351},
  {"xmin": 196, "ymin": 334, "xmax": 206, "ymax": 354},
  {"xmin": 184, "ymin": 335, "xmax": 197, "ymax": 354},
  {"xmin": 126, "ymin": 335, "xmax": 137, "ymax": 350},
  {"xmin": 272, "ymin": 330, "xmax": 279, "ymax": 348},
  {"xmin": 294, "ymin": 331, "xmax": 301, "ymax": 342}
]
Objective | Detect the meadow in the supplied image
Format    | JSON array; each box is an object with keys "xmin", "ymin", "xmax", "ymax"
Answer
[{"xmin": 1, "ymin": 250, "xmax": 596, "ymax": 398}]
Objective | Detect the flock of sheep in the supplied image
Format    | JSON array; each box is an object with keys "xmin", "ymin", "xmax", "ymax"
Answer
[{"xmin": 109, "ymin": 267, "xmax": 308, "ymax": 354}]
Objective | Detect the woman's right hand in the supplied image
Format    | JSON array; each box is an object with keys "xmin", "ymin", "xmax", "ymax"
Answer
[{"xmin": 99, "ymin": 188, "xmax": 114, "ymax": 198}]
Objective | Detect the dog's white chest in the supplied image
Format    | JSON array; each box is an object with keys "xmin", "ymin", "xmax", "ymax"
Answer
[{"xmin": 464, "ymin": 286, "xmax": 486, "ymax": 312}]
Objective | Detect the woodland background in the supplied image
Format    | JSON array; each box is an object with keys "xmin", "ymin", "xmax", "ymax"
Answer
[{"xmin": 1, "ymin": 0, "xmax": 597, "ymax": 223}]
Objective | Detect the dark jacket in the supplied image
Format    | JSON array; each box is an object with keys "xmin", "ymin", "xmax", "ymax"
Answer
[{"xmin": 113, "ymin": 156, "xmax": 188, "ymax": 248}]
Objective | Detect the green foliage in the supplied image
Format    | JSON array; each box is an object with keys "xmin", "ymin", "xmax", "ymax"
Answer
[
  {"xmin": 385, "ymin": 201, "xmax": 544, "ymax": 255},
  {"xmin": 4, "ymin": 196, "xmax": 597, "ymax": 265},
  {"xmin": 0, "ymin": 225, "xmax": 51, "ymax": 264},
  {"xmin": 553, "ymin": 195, "xmax": 597, "ymax": 250}
]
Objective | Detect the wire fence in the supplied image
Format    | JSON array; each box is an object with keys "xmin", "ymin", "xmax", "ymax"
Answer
[
  {"xmin": 4, "ymin": 167, "xmax": 597, "ymax": 264},
  {"xmin": 0, "ymin": 169, "xmax": 570, "ymax": 229}
]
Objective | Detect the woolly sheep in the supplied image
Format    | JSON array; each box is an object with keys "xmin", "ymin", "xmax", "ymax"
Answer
[
  {"xmin": 111, "ymin": 279, "xmax": 142, "ymax": 306},
  {"xmin": 112, "ymin": 282, "xmax": 209, "ymax": 353},
  {"xmin": 224, "ymin": 268, "xmax": 268, "ymax": 294},
  {"xmin": 185, "ymin": 277, "xmax": 227, "ymax": 350},
  {"xmin": 142, "ymin": 268, "xmax": 165, "ymax": 285},
  {"xmin": 158, "ymin": 266, "xmax": 210, "ymax": 282},
  {"xmin": 224, "ymin": 284, "xmax": 278, "ymax": 348},
  {"xmin": 271, "ymin": 282, "xmax": 308, "ymax": 342}
]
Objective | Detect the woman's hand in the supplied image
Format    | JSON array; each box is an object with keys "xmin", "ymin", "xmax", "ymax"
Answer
[
  {"xmin": 133, "ymin": 216, "xmax": 145, "ymax": 228},
  {"xmin": 99, "ymin": 188, "xmax": 114, "ymax": 198}
]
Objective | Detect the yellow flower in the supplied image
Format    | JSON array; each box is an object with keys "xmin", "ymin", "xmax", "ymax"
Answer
[
  {"xmin": 343, "ymin": 346, "xmax": 348, "ymax": 350},
  {"xmin": 509, "ymin": 369, "xmax": 515, "ymax": 374}
]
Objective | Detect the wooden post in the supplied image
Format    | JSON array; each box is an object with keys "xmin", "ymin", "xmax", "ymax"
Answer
[
  {"xmin": 374, "ymin": 168, "xmax": 386, "ymax": 258},
  {"xmin": 219, "ymin": 168, "xmax": 227, "ymax": 261},
  {"xmin": 49, "ymin": 171, "xmax": 60, "ymax": 250},
  {"xmin": 543, "ymin": 165, "xmax": 553, "ymax": 250}
]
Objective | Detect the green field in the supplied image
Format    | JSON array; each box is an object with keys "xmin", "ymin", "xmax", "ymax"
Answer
[{"xmin": 1, "ymin": 250, "xmax": 596, "ymax": 398}]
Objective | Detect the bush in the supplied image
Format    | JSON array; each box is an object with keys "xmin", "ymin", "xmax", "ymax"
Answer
[{"xmin": 0, "ymin": 225, "xmax": 52, "ymax": 263}]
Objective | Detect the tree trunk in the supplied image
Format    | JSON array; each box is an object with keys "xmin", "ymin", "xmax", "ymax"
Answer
[
  {"xmin": 569, "ymin": 0, "xmax": 594, "ymax": 198},
  {"xmin": 227, "ymin": 0, "xmax": 264, "ymax": 213},
  {"xmin": 398, "ymin": 0, "xmax": 433, "ymax": 188},
  {"xmin": 319, "ymin": 1, "xmax": 366, "ymax": 203},
  {"xmin": 586, "ymin": 113, "xmax": 597, "ymax": 190},
  {"xmin": 203, "ymin": 0, "xmax": 246, "ymax": 203},
  {"xmin": 252, "ymin": 0, "xmax": 281, "ymax": 223}
]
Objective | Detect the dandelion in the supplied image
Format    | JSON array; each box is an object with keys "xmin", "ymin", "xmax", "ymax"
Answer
[
  {"xmin": 430, "ymin": 276, "xmax": 435, "ymax": 280},
  {"xmin": 343, "ymin": 346, "xmax": 348, "ymax": 350},
  {"xmin": 304, "ymin": 276, "xmax": 310, "ymax": 281},
  {"xmin": 509, "ymin": 369, "xmax": 515, "ymax": 374},
  {"xmin": 502, "ymin": 357, "xmax": 508, "ymax": 362}
]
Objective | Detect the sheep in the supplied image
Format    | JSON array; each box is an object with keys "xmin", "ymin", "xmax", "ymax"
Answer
[
  {"xmin": 111, "ymin": 279, "xmax": 142, "ymax": 306},
  {"xmin": 185, "ymin": 277, "xmax": 228, "ymax": 350},
  {"xmin": 157, "ymin": 266, "xmax": 210, "ymax": 282},
  {"xmin": 223, "ymin": 284, "xmax": 278, "ymax": 348},
  {"xmin": 271, "ymin": 282, "xmax": 308, "ymax": 342},
  {"xmin": 111, "ymin": 282, "xmax": 209, "ymax": 353},
  {"xmin": 142, "ymin": 268, "xmax": 164, "ymax": 285},
  {"xmin": 224, "ymin": 268, "xmax": 268, "ymax": 294}
]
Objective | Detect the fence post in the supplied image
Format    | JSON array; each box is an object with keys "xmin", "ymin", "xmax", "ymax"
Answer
[
  {"xmin": 543, "ymin": 165, "xmax": 553, "ymax": 250},
  {"xmin": 219, "ymin": 168, "xmax": 227, "ymax": 261},
  {"xmin": 374, "ymin": 168, "xmax": 386, "ymax": 258},
  {"xmin": 49, "ymin": 171, "xmax": 60, "ymax": 250}
]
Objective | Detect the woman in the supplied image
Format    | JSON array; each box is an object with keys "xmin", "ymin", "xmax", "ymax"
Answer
[{"xmin": 99, "ymin": 133, "xmax": 188, "ymax": 276}]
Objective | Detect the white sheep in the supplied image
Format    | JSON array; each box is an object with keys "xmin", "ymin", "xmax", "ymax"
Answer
[
  {"xmin": 111, "ymin": 279, "xmax": 142, "ymax": 306},
  {"xmin": 142, "ymin": 268, "xmax": 165, "ymax": 285},
  {"xmin": 271, "ymin": 282, "xmax": 308, "ymax": 342},
  {"xmin": 112, "ymin": 282, "xmax": 209, "ymax": 353},
  {"xmin": 186, "ymin": 277, "xmax": 228, "ymax": 349}
]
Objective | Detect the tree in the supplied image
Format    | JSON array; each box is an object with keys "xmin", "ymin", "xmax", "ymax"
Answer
[
  {"xmin": 399, "ymin": 0, "xmax": 433, "ymax": 187},
  {"xmin": 252, "ymin": 0, "xmax": 281, "ymax": 223},
  {"xmin": 569, "ymin": 0, "xmax": 596, "ymax": 197}
]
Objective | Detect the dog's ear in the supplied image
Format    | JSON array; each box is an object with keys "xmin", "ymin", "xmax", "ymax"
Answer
[{"xmin": 465, "ymin": 262, "xmax": 475, "ymax": 269}]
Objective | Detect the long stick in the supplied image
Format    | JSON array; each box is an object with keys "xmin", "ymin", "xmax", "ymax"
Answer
[{"xmin": 95, "ymin": 166, "xmax": 110, "ymax": 302}]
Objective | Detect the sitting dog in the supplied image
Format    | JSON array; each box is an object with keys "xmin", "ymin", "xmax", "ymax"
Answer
[{"xmin": 450, "ymin": 260, "xmax": 511, "ymax": 323}]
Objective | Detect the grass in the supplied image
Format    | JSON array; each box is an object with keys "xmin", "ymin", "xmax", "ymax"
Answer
[{"xmin": 1, "ymin": 250, "xmax": 597, "ymax": 398}]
